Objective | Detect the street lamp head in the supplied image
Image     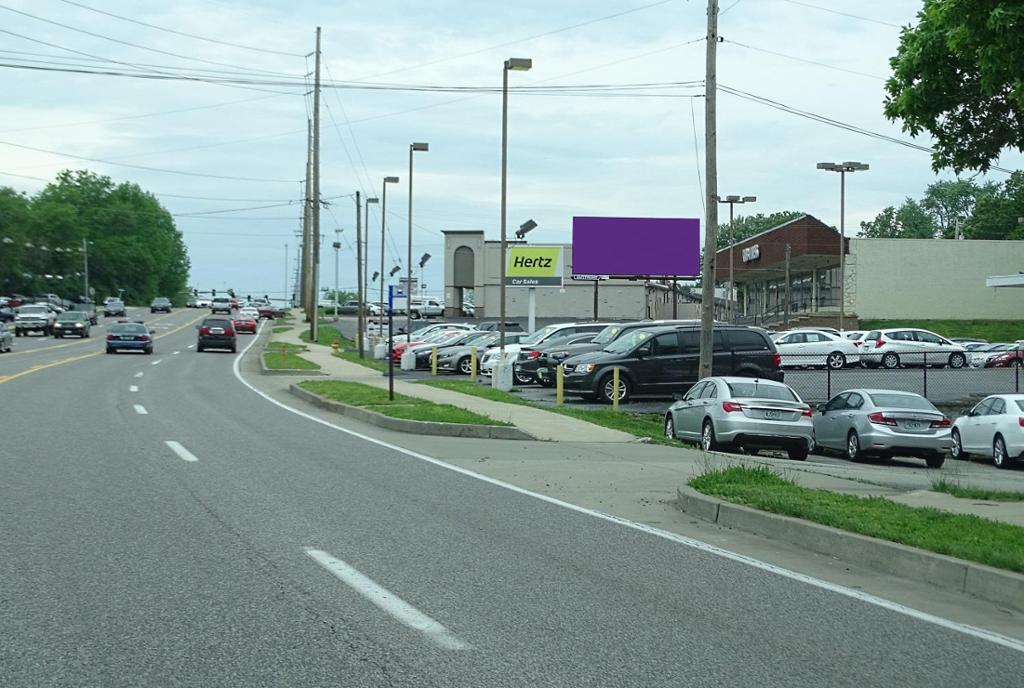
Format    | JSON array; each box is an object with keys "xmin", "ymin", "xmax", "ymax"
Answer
[
  {"xmin": 515, "ymin": 219, "xmax": 538, "ymax": 240},
  {"xmin": 384, "ymin": 176, "xmax": 399, "ymax": 184},
  {"xmin": 742, "ymin": 195, "xmax": 757, "ymax": 202},
  {"xmin": 411, "ymin": 142, "xmax": 429, "ymax": 152},
  {"xmin": 817, "ymin": 162, "xmax": 840, "ymax": 171},
  {"xmin": 724, "ymin": 195, "xmax": 741, "ymax": 202},
  {"xmin": 371, "ymin": 271, "xmax": 380, "ymax": 282},
  {"xmin": 842, "ymin": 161, "xmax": 869, "ymax": 171},
  {"xmin": 332, "ymin": 241, "xmax": 341, "ymax": 250},
  {"xmin": 419, "ymin": 252, "xmax": 431, "ymax": 268},
  {"xmin": 389, "ymin": 265, "xmax": 402, "ymax": 277},
  {"xmin": 366, "ymin": 197, "xmax": 379, "ymax": 205},
  {"xmin": 505, "ymin": 57, "xmax": 532, "ymax": 71}
]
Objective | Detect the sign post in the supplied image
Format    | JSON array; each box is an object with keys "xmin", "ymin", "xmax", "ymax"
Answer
[{"xmin": 387, "ymin": 285, "xmax": 405, "ymax": 400}]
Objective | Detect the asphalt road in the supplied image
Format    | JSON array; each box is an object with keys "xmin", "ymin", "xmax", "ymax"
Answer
[{"xmin": 3, "ymin": 314, "xmax": 1023, "ymax": 686}]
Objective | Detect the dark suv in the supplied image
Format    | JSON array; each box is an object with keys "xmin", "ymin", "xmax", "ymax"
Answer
[
  {"xmin": 150, "ymin": 297, "xmax": 172, "ymax": 313},
  {"xmin": 196, "ymin": 317, "xmax": 237, "ymax": 353},
  {"xmin": 561, "ymin": 324, "xmax": 782, "ymax": 404}
]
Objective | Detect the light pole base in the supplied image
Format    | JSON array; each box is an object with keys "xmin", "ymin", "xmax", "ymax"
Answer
[{"xmin": 491, "ymin": 361, "xmax": 514, "ymax": 392}]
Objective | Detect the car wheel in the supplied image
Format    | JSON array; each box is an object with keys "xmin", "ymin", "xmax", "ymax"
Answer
[
  {"xmin": 993, "ymin": 435, "xmax": 1010, "ymax": 469},
  {"xmin": 410, "ymin": 311, "xmax": 421, "ymax": 320},
  {"xmin": 788, "ymin": 445, "xmax": 809, "ymax": 461},
  {"xmin": 513, "ymin": 370, "xmax": 534, "ymax": 385},
  {"xmin": 924, "ymin": 451, "xmax": 945, "ymax": 469},
  {"xmin": 145, "ymin": 347, "xmax": 153, "ymax": 355},
  {"xmin": 105, "ymin": 348, "xmax": 113, "ymax": 354},
  {"xmin": 231, "ymin": 345, "xmax": 237, "ymax": 353},
  {"xmin": 950, "ymin": 429, "xmax": 969, "ymax": 460},
  {"xmin": 538, "ymin": 377, "xmax": 555, "ymax": 388},
  {"xmin": 664, "ymin": 414, "xmax": 676, "ymax": 440},
  {"xmin": 457, "ymin": 357, "xmax": 472, "ymax": 375},
  {"xmin": 196, "ymin": 345, "xmax": 203, "ymax": 352},
  {"xmin": 701, "ymin": 419, "xmax": 719, "ymax": 452},
  {"xmin": 881, "ymin": 353, "xmax": 900, "ymax": 369},
  {"xmin": 599, "ymin": 372, "xmax": 631, "ymax": 404},
  {"xmin": 948, "ymin": 353, "xmax": 966, "ymax": 369},
  {"xmin": 846, "ymin": 430, "xmax": 864, "ymax": 462},
  {"xmin": 826, "ymin": 352, "xmax": 846, "ymax": 370}
]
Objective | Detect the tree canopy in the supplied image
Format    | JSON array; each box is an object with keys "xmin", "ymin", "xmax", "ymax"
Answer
[
  {"xmin": 0, "ymin": 170, "xmax": 190, "ymax": 304},
  {"xmin": 716, "ymin": 210, "xmax": 806, "ymax": 249},
  {"xmin": 884, "ymin": 0, "xmax": 1024, "ymax": 173}
]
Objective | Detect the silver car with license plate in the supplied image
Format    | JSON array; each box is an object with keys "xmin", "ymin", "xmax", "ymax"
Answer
[
  {"xmin": 665, "ymin": 376, "xmax": 814, "ymax": 461},
  {"xmin": 812, "ymin": 389, "xmax": 950, "ymax": 468}
]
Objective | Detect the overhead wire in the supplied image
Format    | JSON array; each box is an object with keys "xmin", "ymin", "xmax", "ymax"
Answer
[
  {"xmin": 775, "ymin": 0, "xmax": 903, "ymax": 29},
  {"xmin": 723, "ymin": 39, "xmax": 884, "ymax": 81}
]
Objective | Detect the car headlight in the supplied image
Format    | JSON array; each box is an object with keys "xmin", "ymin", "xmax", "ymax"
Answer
[
  {"xmin": 582, "ymin": 363, "xmax": 597, "ymax": 374},
  {"xmin": 76, "ymin": 322, "xmax": 83, "ymax": 327},
  {"xmin": 54, "ymin": 323, "xmax": 62, "ymax": 327}
]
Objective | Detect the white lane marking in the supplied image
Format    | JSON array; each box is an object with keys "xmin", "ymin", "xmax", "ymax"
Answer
[
  {"xmin": 173, "ymin": 351, "xmax": 180, "ymax": 355},
  {"xmin": 134, "ymin": 372, "xmax": 144, "ymax": 378},
  {"xmin": 231, "ymin": 324, "xmax": 1024, "ymax": 655},
  {"xmin": 164, "ymin": 440, "xmax": 198, "ymax": 463},
  {"xmin": 129, "ymin": 385, "xmax": 139, "ymax": 392},
  {"xmin": 304, "ymin": 548, "xmax": 470, "ymax": 651},
  {"xmin": 151, "ymin": 359, "xmax": 162, "ymax": 366},
  {"xmin": 133, "ymin": 404, "xmax": 148, "ymax": 415},
  {"xmin": 187, "ymin": 344, "xmax": 194, "ymax": 349}
]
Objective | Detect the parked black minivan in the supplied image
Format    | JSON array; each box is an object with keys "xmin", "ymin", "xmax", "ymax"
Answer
[{"xmin": 561, "ymin": 324, "xmax": 782, "ymax": 403}]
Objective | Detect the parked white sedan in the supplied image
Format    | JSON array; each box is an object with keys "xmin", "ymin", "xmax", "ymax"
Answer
[
  {"xmin": 860, "ymin": 328, "xmax": 968, "ymax": 369},
  {"xmin": 772, "ymin": 329, "xmax": 861, "ymax": 369},
  {"xmin": 951, "ymin": 394, "xmax": 1024, "ymax": 469}
]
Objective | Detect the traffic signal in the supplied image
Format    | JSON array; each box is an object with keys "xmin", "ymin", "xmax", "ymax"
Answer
[
  {"xmin": 212, "ymin": 289, "xmax": 216, "ymax": 296},
  {"xmin": 227, "ymin": 288, "xmax": 235, "ymax": 298},
  {"xmin": 193, "ymin": 288, "xmax": 198, "ymax": 297}
]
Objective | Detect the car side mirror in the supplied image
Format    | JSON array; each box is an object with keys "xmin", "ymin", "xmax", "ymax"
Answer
[
  {"xmin": 149, "ymin": 328, "xmax": 156, "ymax": 334},
  {"xmin": 194, "ymin": 324, "xmax": 200, "ymax": 330},
  {"xmin": 816, "ymin": 403, "xmax": 827, "ymax": 413},
  {"xmin": 966, "ymin": 408, "xmax": 976, "ymax": 417}
]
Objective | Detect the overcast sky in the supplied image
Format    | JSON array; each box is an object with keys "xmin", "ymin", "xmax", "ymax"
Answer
[{"xmin": 1, "ymin": 0, "xmax": 1021, "ymax": 301}]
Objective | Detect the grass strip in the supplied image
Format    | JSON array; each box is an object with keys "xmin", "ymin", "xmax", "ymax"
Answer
[
  {"xmin": 265, "ymin": 341, "xmax": 306, "ymax": 353},
  {"xmin": 263, "ymin": 351, "xmax": 320, "ymax": 370},
  {"xmin": 690, "ymin": 465, "xmax": 1024, "ymax": 573},
  {"xmin": 300, "ymin": 323, "xmax": 388, "ymax": 373},
  {"xmin": 858, "ymin": 319, "xmax": 1024, "ymax": 343},
  {"xmin": 272, "ymin": 325, "xmax": 294, "ymax": 334},
  {"xmin": 299, "ymin": 380, "xmax": 510, "ymax": 426},
  {"xmin": 931, "ymin": 477, "xmax": 1024, "ymax": 502},
  {"xmin": 417, "ymin": 378, "xmax": 671, "ymax": 444}
]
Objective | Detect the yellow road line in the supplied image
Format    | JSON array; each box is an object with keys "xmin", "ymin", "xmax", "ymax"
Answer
[
  {"xmin": 0, "ymin": 312, "xmax": 206, "ymax": 385},
  {"xmin": 4, "ymin": 309, "xmax": 183, "ymax": 358}
]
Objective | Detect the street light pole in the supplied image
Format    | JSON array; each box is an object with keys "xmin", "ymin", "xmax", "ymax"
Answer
[
  {"xmin": 363, "ymin": 194, "xmax": 379, "ymax": 357},
  {"xmin": 817, "ymin": 161, "xmax": 869, "ymax": 331},
  {"xmin": 333, "ymin": 229, "xmax": 341, "ymax": 321},
  {"xmin": 499, "ymin": 57, "xmax": 532, "ymax": 357},
  {"xmin": 379, "ymin": 176, "xmax": 398, "ymax": 338},
  {"xmin": 407, "ymin": 143, "xmax": 429, "ymax": 342},
  {"xmin": 716, "ymin": 194, "xmax": 756, "ymax": 323}
]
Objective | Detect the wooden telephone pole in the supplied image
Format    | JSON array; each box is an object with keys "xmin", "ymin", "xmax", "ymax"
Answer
[{"xmin": 698, "ymin": 0, "xmax": 719, "ymax": 379}]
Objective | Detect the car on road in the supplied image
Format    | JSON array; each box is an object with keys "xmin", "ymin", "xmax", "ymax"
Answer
[
  {"xmin": 150, "ymin": 297, "xmax": 173, "ymax": 313},
  {"xmin": 951, "ymin": 394, "xmax": 1024, "ymax": 469},
  {"xmin": 186, "ymin": 296, "xmax": 198, "ymax": 308},
  {"xmin": 103, "ymin": 300, "xmax": 127, "ymax": 317},
  {"xmin": 772, "ymin": 329, "xmax": 862, "ymax": 369},
  {"xmin": 665, "ymin": 376, "xmax": 813, "ymax": 461},
  {"xmin": 194, "ymin": 297, "xmax": 212, "ymax": 308},
  {"xmin": 860, "ymin": 328, "xmax": 967, "ymax": 369},
  {"xmin": 210, "ymin": 297, "xmax": 233, "ymax": 314},
  {"xmin": 105, "ymin": 321, "xmax": 154, "ymax": 355},
  {"xmin": 71, "ymin": 301, "xmax": 98, "ymax": 325},
  {"xmin": 0, "ymin": 306, "xmax": 15, "ymax": 323},
  {"xmin": 238, "ymin": 306, "xmax": 260, "ymax": 321},
  {"xmin": 0, "ymin": 323, "xmax": 12, "ymax": 352},
  {"xmin": 14, "ymin": 303, "xmax": 56, "ymax": 336},
  {"xmin": 409, "ymin": 298, "xmax": 444, "ymax": 320},
  {"xmin": 812, "ymin": 389, "xmax": 950, "ymax": 468},
  {"xmin": 53, "ymin": 311, "xmax": 91, "ymax": 338},
  {"xmin": 562, "ymin": 325, "xmax": 783, "ymax": 404},
  {"xmin": 232, "ymin": 312, "xmax": 258, "ymax": 335},
  {"xmin": 196, "ymin": 317, "xmax": 237, "ymax": 353}
]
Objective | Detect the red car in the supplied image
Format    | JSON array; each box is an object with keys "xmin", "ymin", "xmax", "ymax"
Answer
[
  {"xmin": 257, "ymin": 305, "xmax": 277, "ymax": 320},
  {"xmin": 390, "ymin": 339, "xmax": 426, "ymax": 363},
  {"xmin": 232, "ymin": 316, "xmax": 258, "ymax": 334},
  {"xmin": 984, "ymin": 349, "xmax": 1024, "ymax": 368}
]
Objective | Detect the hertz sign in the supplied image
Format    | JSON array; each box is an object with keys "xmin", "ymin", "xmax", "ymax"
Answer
[{"xmin": 505, "ymin": 246, "xmax": 563, "ymax": 287}]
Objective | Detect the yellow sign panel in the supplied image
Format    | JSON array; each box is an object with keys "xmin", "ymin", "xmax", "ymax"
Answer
[{"xmin": 505, "ymin": 246, "xmax": 563, "ymax": 286}]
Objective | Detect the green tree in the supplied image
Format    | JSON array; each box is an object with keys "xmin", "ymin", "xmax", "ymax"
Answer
[
  {"xmin": 884, "ymin": 0, "xmax": 1024, "ymax": 172},
  {"xmin": 964, "ymin": 171, "xmax": 1024, "ymax": 239},
  {"xmin": 717, "ymin": 210, "xmax": 805, "ymax": 249},
  {"xmin": 859, "ymin": 199, "xmax": 937, "ymax": 238},
  {"xmin": 0, "ymin": 188, "xmax": 31, "ymax": 294},
  {"xmin": 920, "ymin": 178, "xmax": 999, "ymax": 237}
]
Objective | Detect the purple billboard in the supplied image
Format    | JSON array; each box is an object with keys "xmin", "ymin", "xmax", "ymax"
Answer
[{"xmin": 571, "ymin": 216, "xmax": 701, "ymax": 278}]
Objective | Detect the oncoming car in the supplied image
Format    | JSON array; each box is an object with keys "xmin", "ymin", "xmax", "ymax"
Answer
[{"xmin": 105, "ymin": 321, "xmax": 154, "ymax": 355}]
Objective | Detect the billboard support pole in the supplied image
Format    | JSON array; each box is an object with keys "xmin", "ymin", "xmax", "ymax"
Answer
[
  {"xmin": 698, "ymin": 0, "xmax": 720, "ymax": 379},
  {"xmin": 527, "ymin": 287, "xmax": 536, "ymax": 333},
  {"xmin": 593, "ymin": 280, "xmax": 599, "ymax": 320},
  {"xmin": 672, "ymin": 278, "xmax": 678, "ymax": 318}
]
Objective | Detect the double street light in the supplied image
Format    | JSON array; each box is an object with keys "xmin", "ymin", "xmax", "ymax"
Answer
[
  {"xmin": 817, "ymin": 161, "xmax": 869, "ymax": 331},
  {"xmin": 717, "ymin": 195, "xmax": 756, "ymax": 322},
  {"xmin": 379, "ymin": 176, "xmax": 399, "ymax": 337},
  {"xmin": 358, "ymin": 194, "xmax": 379, "ymax": 357},
  {"xmin": 407, "ymin": 143, "xmax": 429, "ymax": 341}
]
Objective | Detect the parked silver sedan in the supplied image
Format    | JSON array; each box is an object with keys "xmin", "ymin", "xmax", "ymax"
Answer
[
  {"xmin": 665, "ymin": 376, "xmax": 814, "ymax": 461},
  {"xmin": 812, "ymin": 389, "xmax": 950, "ymax": 468},
  {"xmin": 0, "ymin": 322, "xmax": 12, "ymax": 352}
]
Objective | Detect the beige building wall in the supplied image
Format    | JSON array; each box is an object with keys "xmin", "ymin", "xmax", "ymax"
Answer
[{"xmin": 847, "ymin": 239, "xmax": 1024, "ymax": 320}]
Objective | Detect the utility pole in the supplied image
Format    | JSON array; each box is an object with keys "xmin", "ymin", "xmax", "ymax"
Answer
[
  {"xmin": 284, "ymin": 243, "xmax": 288, "ymax": 311},
  {"xmin": 783, "ymin": 244, "xmax": 791, "ymax": 327},
  {"xmin": 698, "ymin": 0, "xmax": 719, "ymax": 379},
  {"xmin": 672, "ymin": 278, "xmax": 678, "ymax": 318},
  {"xmin": 302, "ymin": 119, "xmax": 312, "ymax": 318},
  {"xmin": 82, "ymin": 237, "xmax": 89, "ymax": 302},
  {"xmin": 310, "ymin": 26, "xmax": 322, "ymax": 344},
  {"xmin": 355, "ymin": 190, "xmax": 364, "ymax": 358}
]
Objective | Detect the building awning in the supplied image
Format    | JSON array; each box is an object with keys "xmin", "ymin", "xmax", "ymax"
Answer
[{"xmin": 986, "ymin": 274, "xmax": 1024, "ymax": 288}]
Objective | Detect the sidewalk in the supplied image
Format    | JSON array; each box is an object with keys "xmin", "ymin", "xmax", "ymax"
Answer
[{"xmin": 269, "ymin": 323, "xmax": 636, "ymax": 443}]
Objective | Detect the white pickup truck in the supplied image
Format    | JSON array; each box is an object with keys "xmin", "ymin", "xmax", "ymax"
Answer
[{"xmin": 392, "ymin": 297, "xmax": 443, "ymax": 319}]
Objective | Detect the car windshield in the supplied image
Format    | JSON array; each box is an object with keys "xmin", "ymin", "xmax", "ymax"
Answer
[
  {"xmin": 108, "ymin": 301, "xmax": 124, "ymax": 307},
  {"xmin": 604, "ymin": 330, "xmax": 652, "ymax": 355},
  {"xmin": 19, "ymin": 305, "xmax": 47, "ymax": 314},
  {"xmin": 58, "ymin": 312, "xmax": 87, "ymax": 321},
  {"xmin": 868, "ymin": 393, "xmax": 935, "ymax": 410},
  {"xmin": 520, "ymin": 325, "xmax": 562, "ymax": 346},
  {"xmin": 726, "ymin": 381, "xmax": 798, "ymax": 402},
  {"xmin": 204, "ymin": 319, "xmax": 232, "ymax": 329},
  {"xmin": 591, "ymin": 325, "xmax": 623, "ymax": 345}
]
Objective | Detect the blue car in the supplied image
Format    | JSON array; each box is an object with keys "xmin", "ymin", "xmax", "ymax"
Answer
[{"xmin": 106, "ymin": 322, "xmax": 154, "ymax": 355}]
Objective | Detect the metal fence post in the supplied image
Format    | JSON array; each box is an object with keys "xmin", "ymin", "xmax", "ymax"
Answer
[
  {"xmin": 923, "ymin": 352, "xmax": 928, "ymax": 399},
  {"xmin": 826, "ymin": 360, "xmax": 831, "ymax": 400}
]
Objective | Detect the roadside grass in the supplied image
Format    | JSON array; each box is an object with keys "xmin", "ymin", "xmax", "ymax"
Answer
[
  {"xmin": 690, "ymin": 465, "xmax": 1024, "ymax": 573},
  {"xmin": 271, "ymin": 325, "xmax": 294, "ymax": 334},
  {"xmin": 298, "ymin": 380, "xmax": 509, "ymax": 426},
  {"xmin": 858, "ymin": 319, "xmax": 1024, "ymax": 343},
  {"xmin": 931, "ymin": 476, "xmax": 1024, "ymax": 502},
  {"xmin": 262, "ymin": 351, "xmax": 320, "ymax": 370},
  {"xmin": 264, "ymin": 341, "xmax": 306, "ymax": 353},
  {"xmin": 300, "ymin": 323, "xmax": 388, "ymax": 372},
  {"xmin": 299, "ymin": 323, "xmax": 339, "ymax": 347},
  {"xmin": 417, "ymin": 378, "xmax": 672, "ymax": 444}
]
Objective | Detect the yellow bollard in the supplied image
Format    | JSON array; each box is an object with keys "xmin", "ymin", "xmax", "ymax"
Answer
[
  {"xmin": 431, "ymin": 346, "xmax": 438, "ymax": 376},
  {"xmin": 612, "ymin": 367, "xmax": 620, "ymax": 412},
  {"xmin": 470, "ymin": 346, "xmax": 477, "ymax": 383},
  {"xmin": 555, "ymin": 364, "xmax": 564, "ymax": 405}
]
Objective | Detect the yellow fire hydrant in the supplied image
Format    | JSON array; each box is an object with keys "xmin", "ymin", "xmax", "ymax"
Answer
[{"xmin": 331, "ymin": 338, "xmax": 340, "ymax": 354}]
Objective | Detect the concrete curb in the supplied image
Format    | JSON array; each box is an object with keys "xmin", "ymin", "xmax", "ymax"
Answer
[
  {"xmin": 674, "ymin": 485, "xmax": 1024, "ymax": 612},
  {"xmin": 259, "ymin": 350, "xmax": 326, "ymax": 376},
  {"xmin": 288, "ymin": 384, "xmax": 536, "ymax": 440}
]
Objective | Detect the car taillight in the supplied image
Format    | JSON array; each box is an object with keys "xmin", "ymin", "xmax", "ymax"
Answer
[
  {"xmin": 1018, "ymin": 417, "xmax": 1024, "ymax": 428},
  {"xmin": 199, "ymin": 327, "xmax": 209, "ymax": 335},
  {"xmin": 138, "ymin": 335, "xmax": 150, "ymax": 341},
  {"xmin": 930, "ymin": 417, "xmax": 951, "ymax": 428},
  {"xmin": 527, "ymin": 350, "xmax": 541, "ymax": 359},
  {"xmin": 772, "ymin": 352, "xmax": 781, "ymax": 367},
  {"xmin": 722, "ymin": 401, "xmax": 744, "ymax": 413},
  {"xmin": 106, "ymin": 334, "xmax": 114, "ymax": 341},
  {"xmin": 801, "ymin": 407, "xmax": 813, "ymax": 417},
  {"xmin": 852, "ymin": 341, "xmax": 862, "ymax": 347},
  {"xmin": 867, "ymin": 412, "xmax": 897, "ymax": 426},
  {"xmin": 874, "ymin": 338, "xmax": 885, "ymax": 349},
  {"xmin": 224, "ymin": 329, "xmax": 235, "ymax": 336}
]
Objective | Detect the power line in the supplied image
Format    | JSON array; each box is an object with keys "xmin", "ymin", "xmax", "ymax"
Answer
[
  {"xmin": 775, "ymin": 0, "xmax": 903, "ymax": 29},
  {"xmin": 724, "ymin": 39, "xmax": 884, "ymax": 81},
  {"xmin": 0, "ymin": 3, "xmax": 299, "ymax": 77},
  {"xmin": 173, "ymin": 202, "xmax": 297, "ymax": 217},
  {"xmin": 57, "ymin": 0, "xmax": 304, "ymax": 57},
  {"xmin": 689, "ymin": 97, "xmax": 705, "ymax": 215}
]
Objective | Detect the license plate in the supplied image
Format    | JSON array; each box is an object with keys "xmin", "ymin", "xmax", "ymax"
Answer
[
  {"xmin": 211, "ymin": 328, "xmax": 224, "ymax": 334},
  {"xmin": 120, "ymin": 336, "xmax": 132, "ymax": 340},
  {"xmin": 763, "ymin": 410, "xmax": 781, "ymax": 419},
  {"xmin": 905, "ymin": 421, "xmax": 923, "ymax": 430}
]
